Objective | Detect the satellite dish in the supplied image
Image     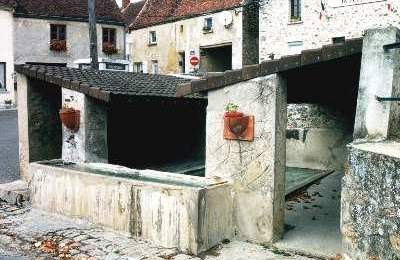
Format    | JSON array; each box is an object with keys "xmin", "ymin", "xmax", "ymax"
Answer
[{"xmin": 222, "ymin": 11, "xmax": 233, "ymax": 28}]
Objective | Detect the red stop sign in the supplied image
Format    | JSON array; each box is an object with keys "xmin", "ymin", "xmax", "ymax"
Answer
[{"xmin": 190, "ymin": 56, "xmax": 199, "ymax": 66}]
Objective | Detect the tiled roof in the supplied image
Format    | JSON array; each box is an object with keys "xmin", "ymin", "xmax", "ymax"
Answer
[
  {"xmin": 0, "ymin": 0, "xmax": 16, "ymax": 9},
  {"xmin": 15, "ymin": 65, "xmax": 204, "ymax": 103},
  {"xmin": 14, "ymin": 0, "xmax": 125, "ymax": 25},
  {"xmin": 176, "ymin": 38, "xmax": 364, "ymax": 97},
  {"xmin": 131, "ymin": 0, "xmax": 242, "ymax": 29},
  {"xmin": 122, "ymin": 0, "xmax": 146, "ymax": 27}
]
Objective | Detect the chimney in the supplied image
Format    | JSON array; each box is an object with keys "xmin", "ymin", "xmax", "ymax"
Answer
[{"xmin": 122, "ymin": 0, "xmax": 130, "ymax": 9}]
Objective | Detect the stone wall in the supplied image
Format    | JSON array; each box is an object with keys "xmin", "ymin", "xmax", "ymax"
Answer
[
  {"xmin": 286, "ymin": 104, "xmax": 353, "ymax": 170},
  {"xmin": 129, "ymin": 9, "xmax": 243, "ymax": 74},
  {"xmin": 259, "ymin": 0, "xmax": 400, "ymax": 60},
  {"xmin": 342, "ymin": 142, "xmax": 400, "ymax": 259},
  {"xmin": 206, "ymin": 74, "xmax": 286, "ymax": 243},
  {"xmin": 14, "ymin": 18, "xmax": 125, "ymax": 66},
  {"xmin": 0, "ymin": 9, "xmax": 15, "ymax": 104}
]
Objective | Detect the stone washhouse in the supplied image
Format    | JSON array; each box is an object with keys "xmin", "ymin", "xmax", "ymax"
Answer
[{"xmin": 16, "ymin": 27, "xmax": 400, "ymax": 259}]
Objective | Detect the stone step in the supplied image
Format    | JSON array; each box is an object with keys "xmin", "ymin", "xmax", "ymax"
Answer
[{"xmin": 0, "ymin": 180, "xmax": 29, "ymax": 206}]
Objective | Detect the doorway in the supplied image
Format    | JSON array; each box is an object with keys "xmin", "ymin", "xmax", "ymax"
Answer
[{"xmin": 200, "ymin": 44, "xmax": 232, "ymax": 73}]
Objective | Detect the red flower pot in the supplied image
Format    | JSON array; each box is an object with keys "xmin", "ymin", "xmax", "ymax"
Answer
[
  {"xmin": 59, "ymin": 109, "xmax": 80, "ymax": 132},
  {"xmin": 224, "ymin": 111, "xmax": 244, "ymax": 118},
  {"xmin": 227, "ymin": 116, "xmax": 249, "ymax": 136}
]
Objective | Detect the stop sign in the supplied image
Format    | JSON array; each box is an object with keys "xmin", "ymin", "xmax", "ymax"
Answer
[{"xmin": 190, "ymin": 56, "xmax": 200, "ymax": 66}]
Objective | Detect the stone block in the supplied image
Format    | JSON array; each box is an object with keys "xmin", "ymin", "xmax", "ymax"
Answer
[{"xmin": 30, "ymin": 162, "xmax": 233, "ymax": 255}]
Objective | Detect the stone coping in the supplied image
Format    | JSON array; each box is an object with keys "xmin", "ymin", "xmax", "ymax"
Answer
[
  {"xmin": 349, "ymin": 141, "xmax": 400, "ymax": 159},
  {"xmin": 176, "ymin": 37, "xmax": 363, "ymax": 97},
  {"xmin": 35, "ymin": 160, "xmax": 227, "ymax": 189}
]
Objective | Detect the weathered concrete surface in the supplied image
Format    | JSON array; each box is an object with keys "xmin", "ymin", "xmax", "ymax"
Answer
[
  {"xmin": 342, "ymin": 141, "xmax": 400, "ymax": 259},
  {"xmin": 30, "ymin": 162, "xmax": 233, "ymax": 254},
  {"xmin": 276, "ymin": 172, "xmax": 342, "ymax": 258},
  {"xmin": 354, "ymin": 27, "xmax": 400, "ymax": 141},
  {"xmin": 17, "ymin": 74, "xmax": 29, "ymax": 181},
  {"xmin": 206, "ymin": 75, "xmax": 287, "ymax": 244},
  {"xmin": 62, "ymin": 89, "xmax": 108, "ymax": 163},
  {"xmin": 286, "ymin": 104, "xmax": 353, "ymax": 171}
]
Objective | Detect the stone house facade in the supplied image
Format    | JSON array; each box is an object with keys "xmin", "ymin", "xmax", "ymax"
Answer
[
  {"xmin": 126, "ymin": 0, "xmax": 258, "ymax": 75},
  {"xmin": 0, "ymin": 0, "xmax": 16, "ymax": 105},
  {"xmin": 13, "ymin": 0, "xmax": 126, "ymax": 67},
  {"xmin": 259, "ymin": 0, "xmax": 400, "ymax": 60}
]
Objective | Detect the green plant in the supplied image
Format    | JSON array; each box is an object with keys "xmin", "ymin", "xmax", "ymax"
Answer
[{"xmin": 225, "ymin": 102, "xmax": 239, "ymax": 113}]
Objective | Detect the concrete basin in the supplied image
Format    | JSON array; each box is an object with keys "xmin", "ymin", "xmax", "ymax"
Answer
[{"xmin": 30, "ymin": 160, "xmax": 233, "ymax": 254}]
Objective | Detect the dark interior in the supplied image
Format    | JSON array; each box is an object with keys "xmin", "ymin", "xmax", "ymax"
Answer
[
  {"xmin": 107, "ymin": 98, "xmax": 207, "ymax": 172},
  {"xmin": 284, "ymin": 54, "xmax": 362, "ymax": 129},
  {"xmin": 200, "ymin": 45, "xmax": 232, "ymax": 73}
]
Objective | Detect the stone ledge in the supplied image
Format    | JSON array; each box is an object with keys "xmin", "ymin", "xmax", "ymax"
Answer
[
  {"xmin": 175, "ymin": 37, "xmax": 363, "ymax": 97},
  {"xmin": 0, "ymin": 180, "xmax": 29, "ymax": 206}
]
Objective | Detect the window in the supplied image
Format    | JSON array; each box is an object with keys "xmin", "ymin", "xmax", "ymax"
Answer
[
  {"xmin": 288, "ymin": 41, "xmax": 303, "ymax": 55},
  {"xmin": 149, "ymin": 31, "xmax": 157, "ymax": 44},
  {"xmin": 203, "ymin": 17, "xmax": 213, "ymax": 31},
  {"xmin": 151, "ymin": 60, "xmax": 158, "ymax": 74},
  {"xmin": 103, "ymin": 28, "xmax": 116, "ymax": 45},
  {"xmin": 134, "ymin": 62, "xmax": 143, "ymax": 73},
  {"xmin": 50, "ymin": 24, "xmax": 66, "ymax": 41},
  {"xmin": 0, "ymin": 63, "xmax": 5, "ymax": 90},
  {"xmin": 290, "ymin": 0, "xmax": 301, "ymax": 21},
  {"xmin": 332, "ymin": 36, "xmax": 345, "ymax": 44},
  {"xmin": 50, "ymin": 24, "xmax": 67, "ymax": 51}
]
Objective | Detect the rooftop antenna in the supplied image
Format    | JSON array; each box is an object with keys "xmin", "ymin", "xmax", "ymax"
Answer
[{"xmin": 88, "ymin": 0, "xmax": 99, "ymax": 69}]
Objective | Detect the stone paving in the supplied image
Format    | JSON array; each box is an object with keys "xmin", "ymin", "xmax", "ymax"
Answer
[{"xmin": 0, "ymin": 201, "xmax": 320, "ymax": 260}]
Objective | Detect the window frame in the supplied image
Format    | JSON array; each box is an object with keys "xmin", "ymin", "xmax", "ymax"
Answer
[
  {"xmin": 50, "ymin": 24, "xmax": 67, "ymax": 41},
  {"xmin": 290, "ymin": 0, "xmax": 301, "ymax": 22},
  {"xmin": 203, "ymin": 17, "xmax": 213, "ymax": 31},
  {"xmin": 149, "ymin": 31, "xmax": 157, "ymax": 45},
  {"xmin": 151, "ymin": 60, "xmax": 158, "ymax": 74},
  {"xmin": 0, "ymin": 62, "xmax": 6, "ymax": 90},
  {"xmin": 102, "ymin": 27, "xmax": 116, "ymax": 46},
  {"xmin": 134, "ymin": 62, "xmax": 144, "ymax": 73}
]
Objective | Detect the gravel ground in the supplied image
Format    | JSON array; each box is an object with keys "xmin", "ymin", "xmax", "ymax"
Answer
[{"xmin": 0, "ymin": 109, "xmax": 19, "ymax": 184}]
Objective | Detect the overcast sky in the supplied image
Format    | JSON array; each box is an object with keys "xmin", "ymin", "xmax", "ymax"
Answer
[{"xmin": 115, "ymin": 0, "xmax": 141, "ymax": 7}]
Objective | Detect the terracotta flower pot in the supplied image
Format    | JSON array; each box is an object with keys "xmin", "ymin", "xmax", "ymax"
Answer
[
  {"xmin": 224, "ymin": 111, "xmax": 244, "ymax": 118},
  {"xmin": 59, "ymin": 109, "xmax": 80, "ymax": 132},
  {"xmin": 227, "ymin": 115, "xmax": 249, "ymax": 136}
]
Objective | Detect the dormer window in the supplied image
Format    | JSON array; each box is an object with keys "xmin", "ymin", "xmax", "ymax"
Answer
[
  {"xmin": 149, "ymin": 31, "xmax": 157, "ymax": 45},
  {"xmin": 203, "ymin": 17, "xmax": 213, "ymax": 32},
  {"xmin": 50, "ymin": 24, "xmax": 67, "ymax": 52}
]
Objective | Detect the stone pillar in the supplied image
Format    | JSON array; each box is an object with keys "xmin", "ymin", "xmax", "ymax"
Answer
[
  {"xmin": 62, "ymin": 88, "xmax": 108, "ymax": 163},
  {"xmin": 353, "ymin": 27, "xmax": 400, "ymax": 141},
  {"xmin": 206, "ymin": 74, "xmax": 287, "ymax": 243},
  {"xmin": 17, "ymin": 73, "xmax": 29, "ymax": 181}
]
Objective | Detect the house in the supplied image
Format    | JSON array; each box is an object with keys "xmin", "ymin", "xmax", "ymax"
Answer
[
  {"xmin": 259, "ymin": 0, "xmax": 400, "ymax": 60},
  {"xmin": 125, "ymin": 0, "xmax": 258, "ymax": 75},
  {"xmin": 0, "ymin": 0, "xmax": 16, "ymax": 105},
  {"xmin": 13, "ymin": 0, "xmax": 126, "ymax": 67}
]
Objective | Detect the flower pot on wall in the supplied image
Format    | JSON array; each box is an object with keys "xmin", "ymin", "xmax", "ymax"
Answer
[
  {"xmin": 223, "ymin": 113, "xmax": 254, "ymax": 142},
  {"xmin": 59, "ymin": 108, "xmax": 80, "ymax": 132}
]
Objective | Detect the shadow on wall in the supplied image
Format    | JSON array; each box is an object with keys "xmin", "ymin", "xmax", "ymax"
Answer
[
  {"xmin": 283, "ymin": 54, "xmax": 362, "ymax": 170},
  {"xmin": 107, "ymin": 99, "xmax": 207, "ymax": 171}
]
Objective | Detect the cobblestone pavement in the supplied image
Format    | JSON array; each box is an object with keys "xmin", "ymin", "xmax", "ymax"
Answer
[
  {"xmin": 0, "ymin": 109, "xmax": 20, "ymax": 184},
  {"xmin": 0, "ymin": 201, "xmax": 319, "ymax": 260}
]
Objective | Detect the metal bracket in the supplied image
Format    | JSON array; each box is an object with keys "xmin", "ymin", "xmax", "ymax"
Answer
[
  {"xmin": 376, "ymin": 96, "xmax": 400, "ymax": 102},
  {"xmin": 383, "ymin": 42, "xmax": 400, "ymax": 51}
]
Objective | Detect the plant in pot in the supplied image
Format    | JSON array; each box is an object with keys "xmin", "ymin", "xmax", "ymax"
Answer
[
  {"xmin": 224, "ymin": 103, "xmax": 249, "ymax": 136},
  {"xmin": 59, "ymin": 105, "xmax": 80, "ymax": 132},
  {"xmin": 102, "ymin": 42, "xmax": 118, "ymax": 55},
  {"xmin": 50, "ymin": 39, "xmax": 67, "ymax": 52}
]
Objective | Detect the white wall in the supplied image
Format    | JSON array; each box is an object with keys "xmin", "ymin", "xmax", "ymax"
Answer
[
  {"xmin": 0, "ymin": 9, "xmax": 15, "ymax": 104},
  {"xmin": 259, "ymin": 0, "xmax": 400, "ymax": 60},
  {"xmin": 128, "ymin": 9, "xmax": 243, "ymax": 74},
  {"xmin": 14, "ymin": 18, "xmax": 125, "ymax": 67}
]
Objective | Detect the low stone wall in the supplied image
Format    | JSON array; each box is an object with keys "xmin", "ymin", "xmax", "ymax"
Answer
[
  {"xmin": 287, "ymin": 104, "xmax": 353, "ymax": 170},
  {"xmin": 342, "ymin": 142, "xmax": 400, "ymax": 259},
  {"xmin": 30, "ymin": 162, "xmax": 233, "ymax": 254}
]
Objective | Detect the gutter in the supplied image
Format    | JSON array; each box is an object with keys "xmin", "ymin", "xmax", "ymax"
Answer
[{"xmin": 13, "ymin": 13, "xmax": 126, "ymax": 26}]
